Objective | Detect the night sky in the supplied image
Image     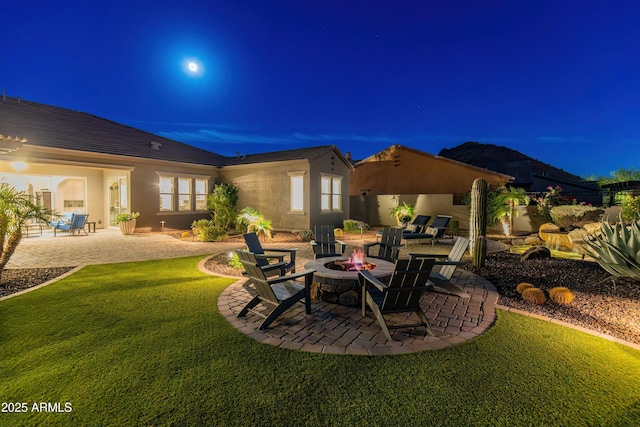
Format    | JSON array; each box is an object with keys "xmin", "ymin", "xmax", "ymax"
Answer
[{"xmin": 3, "ymin": 1, "xmax": 639, "ymax": 178}]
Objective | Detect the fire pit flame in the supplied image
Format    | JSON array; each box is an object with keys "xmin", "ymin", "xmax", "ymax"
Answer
[{"xmin": 325, "ymin": 249, "xmax": 376, "ymax": 271}]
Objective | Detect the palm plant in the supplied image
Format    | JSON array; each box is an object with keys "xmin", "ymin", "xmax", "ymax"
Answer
[
  {"xmin": 583, "ymin": 214, "xmax": 640, "ymax": 281},
  {"xmin": 389, "ymin": 202, "xmax": 415, "ymax": 226},
  {"xmin": 0, "ymin": 183, "xmax": 53, "ymax": 277},
  {"xmin": 236, "ymin": 207, "xmax": 272, "ymax": 239},
  {"xmin": 493, "ymin": 187, "xmax": 529, "ymax": 236}
]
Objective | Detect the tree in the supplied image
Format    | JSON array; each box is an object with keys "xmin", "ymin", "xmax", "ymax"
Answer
[
  {"xmin": 0, "ymin": 183, "xmax": 53, "ymax": 277},
  {"xmin": 206, "ymin": 183, "xmax": 238, "ymax": 231},
  {"xmin": 589, "ymin": 166, "xmax": 640, "ymax": 186},
  {"xmin": 493, "ymin": 187, "xmax": 529, "ymax": 236}
]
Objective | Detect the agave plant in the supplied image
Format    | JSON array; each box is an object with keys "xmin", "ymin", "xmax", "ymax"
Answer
[{"xmin": 582, "ymin": 214, "xmax": 640, "ymax": 281}]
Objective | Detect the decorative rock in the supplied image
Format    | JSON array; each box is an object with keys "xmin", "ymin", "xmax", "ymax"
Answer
[
  {"xmin": 511, "ymin": 238, "xmax": 526, "ymax": 246},
  {"xmin": 583, "ymin": 222, "xmax": 602, "ymax": 236},
  {"xmin": 538, "ymin": 223, "xmax": 560, "ymax": 242},
  {"xmin": 521, "ymin": 246, "xmax": 551, "ymax": 260},
  {"xmin": 567, "ymin": 228, "xmax": 587, "ymax": 245},
  {"xmin": 338, "ymin": 290, "xmax": 359, "ymax": 306},
  {"xmin": 524, "ymin": 236, "xmax": 543, "ymax": 246}
]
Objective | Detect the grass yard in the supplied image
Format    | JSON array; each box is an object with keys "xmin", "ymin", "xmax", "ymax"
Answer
[{"xmin": 1, "ymin": 256, "xmax": 639, "ymax": 426}]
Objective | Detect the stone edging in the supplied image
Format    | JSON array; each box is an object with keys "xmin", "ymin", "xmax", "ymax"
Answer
[{"xmin": 495, "ymin": 304, "xmax": 640, "ymax": 351}]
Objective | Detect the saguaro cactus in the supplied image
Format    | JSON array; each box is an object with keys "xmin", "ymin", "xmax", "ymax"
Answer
[{"xmin": 470, "ymin": 178, "xmax": 488, "ymax": 267}]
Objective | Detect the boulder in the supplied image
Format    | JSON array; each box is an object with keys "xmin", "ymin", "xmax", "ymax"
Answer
[
  {"xmin": 521, "ymin": 246, "xmax": 551, "ymax": 260},
  {"xmin": 567, "ymin": 228, "xmax": 587, "ymax": 245},
  {"xmin": 524, "ymin": 236, "xmax": 543, "ymax": 246},
  {"xmin": 583, "ymin": 222, "xmax": 602, "ymax": 236},
  {"xmin": 538, "ymin": 223, "xmax": 560, "ymax": 242},
  {"xmin": 511, "ymin": 238, "xmax": 526, "ymax": 246},
  {"xmin": 338, "ymin": 290, "xmax": 359, "ymax": 306}
]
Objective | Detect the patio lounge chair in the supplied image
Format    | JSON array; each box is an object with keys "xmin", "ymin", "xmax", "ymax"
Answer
[
  {"xmin": 51, "ymin": 213, "xmax": 89, "ymax": 236},
  {"xmin": 359, "ymin": 256, "xmax": 437, "ymax": 340},
  {"xmin": 243, "ymin": 232, "xmax": 297, "ymax": 274},
  {"xmin": 376, "ymin": 215, "xmax": 431, "ymax": 239},
  {"xmin": 364, "ymin": 227, "xmax": 403, "ymax": 262},
  {"xmin": 403, "ymin": 215, "xmax": 452, "ymax": 246},
  {"xmin": 236, "ymin": 250, "xmax": 316, "ymax": 330},
  {"xmin": 409, "ymin": 236, "xmax": 470, "ymax": 298},
  {"xmin": 311, "ymin": 225, "xmax": 347, "ymax": 259}
]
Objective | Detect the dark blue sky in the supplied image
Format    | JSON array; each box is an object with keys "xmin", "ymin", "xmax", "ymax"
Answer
[{"xmin": 3, "ymin": 1, "xmax": 639, "ymax": 178}]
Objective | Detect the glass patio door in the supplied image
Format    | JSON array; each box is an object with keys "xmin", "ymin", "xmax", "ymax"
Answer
[{"xmin": 108, "ymin": 177, "xmax": 128, "ymax": 226}]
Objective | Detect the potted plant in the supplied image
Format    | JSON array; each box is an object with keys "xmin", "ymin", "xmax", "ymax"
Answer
[
  {"xmin": 115, "ymin": 212, "xmax": 140, "ymax": 235},
  {"xmin": 389, "ymin": 202, "xmax": 415, "ymax": 228}
]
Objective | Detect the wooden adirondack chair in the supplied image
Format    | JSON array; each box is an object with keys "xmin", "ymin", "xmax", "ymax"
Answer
[
  {"xmin": 311, "ymin": 225, "xmax": 347, "ymax": 259},
  {"xmin": 409, "ymin": 236, "xmax": 470, "ymax": 298},
  {"xmin": 243, "ymin": 232, "xmax": 297, "ymax": 274},
  {"xmin": 236, "ymin": 250, "xmax": 316, "ymax": 330},
  {"xmin": 364, "ymin": 227, "xmax": 403, "ymax": 262},
  {"xmin": 359, "ymin": 257, "xmax": 437, "ymax": 340}
]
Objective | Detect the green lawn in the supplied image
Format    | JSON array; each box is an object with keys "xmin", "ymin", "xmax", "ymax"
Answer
[{"xmin": 1, "ymin": 256, "xmax": 639, "ymax": 426}]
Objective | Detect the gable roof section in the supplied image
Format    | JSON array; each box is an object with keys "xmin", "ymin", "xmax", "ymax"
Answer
[
  {"xmin": 0, "ymin": 97, "xmax": 226, "ymax": 166},
  {"xmin": 355, "ymin": 144, "xmax": 513, "ymax": 180},
  {"xmin": 0, "ymin": 97, "xmax": 355, "ymax": 170},
  {"xmin": 439, "ymin": 141, "xmax": 599, "ymax": 190},
  {"xmin": 223, "ymin": 145, "xmax": 354, "ymax": 170}
]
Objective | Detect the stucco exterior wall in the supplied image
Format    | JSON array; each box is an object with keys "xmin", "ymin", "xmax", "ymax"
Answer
[
  {"xmin": 308, "ymin": 151, "xmax": 352, "ymax": 229},
  {"xmin": 130, "ymin": 161, "xmax": 219, "ymax": 231},
  {"xmin": 350, "ymin": 146, "xmax": 509, "ymax": 196},
  {"xmin": 221, "ymin": 160, "xmax": 312, "ymax": 231}
]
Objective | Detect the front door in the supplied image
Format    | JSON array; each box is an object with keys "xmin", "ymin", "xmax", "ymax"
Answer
[{"xmin": 108, "ymin": 177, "xmax": 128, "ymax": 226}]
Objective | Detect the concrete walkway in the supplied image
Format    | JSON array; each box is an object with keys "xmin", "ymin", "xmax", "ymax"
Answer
[{"xmin": 8, "ymin": 229, "xmax": 500, "ymax": 355}]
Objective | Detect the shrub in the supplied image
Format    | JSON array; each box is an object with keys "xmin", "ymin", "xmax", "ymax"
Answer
[
  {"xmin": 516, "ymin": 282, "xmax": 535, "ymax": 295},
  {"xmin": 228, "ymin": 252, "xmax": 243, "ymax": 269},
  {"xmin": 549, "ymin": 205, "xmax": 603, "ymax": 229},
  {"xmin": 181, "ymin": 231, "xmax": 191, "ymax": 238},
  {"xmin": 293, "ymin": 229, "xmax": 314, "ymax": 242},
  {"xmin": 115, "ymin": 212, "xmax": 140, "ymax": 224},
  {"xmin": 621, "ymin": 195, "xmax": 640, "ymax": 221},
  {"xmin": 191, "ymin": 219, "xmax": 227, "ymax": 242},
  {"xmin": 549, "ymin": 287, "xmax": 575, "ymax": 304},
  {"xmin": 343, "ymin": 219, "xmax": 369, "ymax": 233},
  {"xmin": 521, "ymin": 287, "xmax": 546, "ymax": 305}
]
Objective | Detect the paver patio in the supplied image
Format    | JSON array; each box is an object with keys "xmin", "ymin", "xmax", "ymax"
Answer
[{"xmin": 9, "ymin": 228, "xmax": 500, "ymax": 354}]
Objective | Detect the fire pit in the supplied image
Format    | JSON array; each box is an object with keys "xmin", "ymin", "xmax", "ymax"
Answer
[
  {"xmin": 324, "ymin": 249, "xmax": 376, "ymax": 271},
  {"xmin": 304, "ymin": 250, "xmax": 394, "ymax": 306}
]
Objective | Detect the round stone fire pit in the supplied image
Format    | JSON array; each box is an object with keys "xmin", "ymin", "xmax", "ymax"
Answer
[{"xmin": 304, "ymin": 256, "xmax": 395, "ymax": 306}]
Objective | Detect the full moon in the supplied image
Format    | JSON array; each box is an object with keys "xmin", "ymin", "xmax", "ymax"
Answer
[{"xmin": 188, "ymin": 62, "xmax": 198, "ymax": 72}]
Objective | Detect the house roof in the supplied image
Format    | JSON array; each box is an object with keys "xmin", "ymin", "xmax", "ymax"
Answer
[
  {"xmin": 439, "ymin": 141, "xmax": 599, "ymax": 190},
  {"xmin": 355, "ymin": 144, "xmax": 513, "ymax": 180},
  {"xmin": 223, "ymin": 145, "xmax": 354, "ymax": 170},
  {"xmin": 0, "ymin": 96, "xmax": 228, "ymax": 166},
  {"xmin": 0, "ymin": 96, "xmax": 352, "ymax": 169}
]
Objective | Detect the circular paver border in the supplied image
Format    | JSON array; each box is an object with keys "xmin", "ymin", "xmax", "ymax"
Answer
[{"xmin": 215, "ymin": 267, "xmax": 500, "ymax": 355}]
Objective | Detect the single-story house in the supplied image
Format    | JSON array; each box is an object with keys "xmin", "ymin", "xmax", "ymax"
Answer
[
  {"xmin": 0, "ymin": 96, "xmax": 353, "ymax": 231},
  {"xmin": 349, "ymin": 144, "xmax": 513, "ymax": 227}
]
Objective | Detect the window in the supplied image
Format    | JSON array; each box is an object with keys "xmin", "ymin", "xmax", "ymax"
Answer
[
  {"xmin": 157, "ymin": 173, "xmax": 210, "ymax": 213},
  {"xmin": 178, "ymin": 178, "xmax": 192, "ymax": 211},
  {"xmin": 159, "ymin": 176, "xmax": 174, "ymax": 211},
  {"xmin": 321, "ymin": 175, "xmax": 342, "ymax": 211},
  {"xmin": 288, "ymin": 171, "xmax": 305, "ymax": 212},
  {"xmin": 195, "ymin": 179, "xmax": 207, "ymax": 210}
]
